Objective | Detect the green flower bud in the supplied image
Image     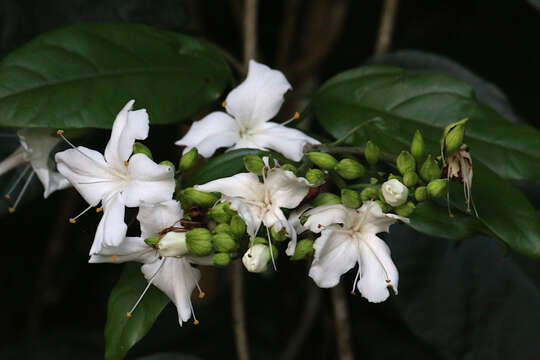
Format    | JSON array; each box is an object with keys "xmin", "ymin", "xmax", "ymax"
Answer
[
  {"xmin": 230, "ymin": 215, "xmax": 247, "ymax": 239},
  {"xmin": 334, "ymin": 158, "xmax": 366, "ymax": 180},
  {"xmin": 281, "ymin": 164, "xmax": 297, "ymax": 173},
  {"xmin": 427, "ymin": 179, "xmax": 448, "ymax": 198},
  {"xmin": 374, "ymin": 200, "xmax": 392, "ymax": 213},
  {"xmin": 159, "ymin": 160, "xmax": 175, "ymax": 173},
  {"xmin": 415, "ymin": 186, "xmax": 428, "ymax": 201},
  {"xmin": 370, "ymin": 177, "xmax": 378, "ymax": 184},
  {"xmin": 360, "ymin": 187, "xmax": 378, "ymax": 201},
  {"xmin": 271, "ymin": 227, "xmax": 288, "ymax": 242},
  {"xmin": 341, "ymin": 189, "xmax": 361, "ymax": 209},
  {"xmin": 253, "ymin": 237, "xmax": 268, "ymax": 245},
  {"xmin": 144, "ymin": 236, "xmax": 160, "ymax": 247},
  {"xmin": 212, "ymin": 232, "xmax": 237, "ymax": 252},
  {"xmin": 243, "ymin": 155, "xmax": 264, "ymax": 175},
  {"xmin": 388, "ymin": 173, "xmax": 402, "ymax": 181},
  {"xmin": 299, "ymin": 215, "xmax": 309, "ymax": 225},
  {"xmin": 214, "ymin": 223, "xmax": 232, "ymax": 234},
  {"xmin": 291, "ymin": 239, "xmax": 315, "ymax": 260},
  {"xmin": 411, "ymin": 130, "xmax": 425, "ymax": 163},
  {"xmin": 181, "ymin": 188, "xmax": 219, "ymax": 208},
  {"xmin": 213, "ymin": 253, "xmax": 231, "ymax": 267},
  {"xmin": 396, "ymin": 151, "xmax": 416, "ymax": 175},
  {"xmin": 443, "ymin": 118, "xmax": 468, "ymax": 155},
  {"xmin": 419, "ymin": 155, "xmax": 441, "ymax": 182},
  {"xmin": 186, "ymin": 228, "xmax": 213, "ymax": 256},
  {"xmin": 209, "ymin": 202, "xmax": 231, "ymax": 224},
  {"xmin": 242, "ymin": 244, "xmax": 271, "ymax": 273},
  {"xmin": 158, "ymin": 232, "xmax": 188, "ymax": 257},
  {"xmin": 313, "ymin": 192, "xmax": 341, "ymax": 207},
  {"xmin": 133, "ymin": 142, "xmax": 153, "ymax": 159},
  {"xmin": 395, "ymin": 201, "xmax": 416, "ymax": 217},
  {"xmin": 179, "ymin": 148, "xmax": 198, "ymax": 171},
  {"xmin": 403, "ymin": 171, "xmax": 419, "ymax": 187},
  {"xmin": 308, "ymin": 152, "xmax": 338, "ymax": 170},
  {"xmin": 364, "ymin": 141, "xmax": 380, "ymax": 166},
  {"xmin": 305, "ymin": 168, "xmax": 325, "ymax": 185}
]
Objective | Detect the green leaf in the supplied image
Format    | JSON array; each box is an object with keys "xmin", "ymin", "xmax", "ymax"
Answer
[
  {"xmin": 0, "ymin": 23, "xmax": 231, "ymax": 129},
  {"xmin": 105, "ymin": 263, "xmax": 170, "ymax": 360},
  {"xmin": 314, "ymin": 65, "xmax": 540, "ymax": 181},
  {"xmin": 183, "ymin": 149, "xmax": 292, "ymax": 187}
]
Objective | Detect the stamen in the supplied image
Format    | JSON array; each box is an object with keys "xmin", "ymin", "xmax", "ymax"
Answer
[
  {"xmin": 10, "ymin": 171, "xmax": 35, "ymax": 212},
  {"xmin": 221, "ymin": 101, "xmax": 227, "ymax": 108},
  {"xmin": 112, "ymin": 255, "xmax": 118, "ymax": 261},
  {"xmin": 123, "ymin": 160, "xmax": 129, "ymax": 166},
  {"xmin": 127, "ymin": 258, "xmax": 166, "ymax": 317},
  {"xmin": 266, "ymin": 226, "xmax": 277, "ymax": 271},
  {"xmin": 363, "ymin": 240, "xmax": 391, "ymax": 283},
  {"xmin": 68, "ymin": 204, "xmax": 94, "ymax": 223},
  {"xmin": 195, "ymin": 281, "xmax": 205, "ymax": 299},
  {"xmin": 96, "ymin": 207, "xmax": 103, "ymax": 213},
  {"xmin": 188, "ymin": 295, "xmax": 199, "ymax": 325},
  {"xmin": 351, "ymin": 266, "xmax": 361, "ymax": 295},
  {"xmin": 281, "ymin": 111, "xmax": 301, "ymax": 126},
  {"xmin": 5, "ymin": 165, "xmax": 32, "ymax": 200}
]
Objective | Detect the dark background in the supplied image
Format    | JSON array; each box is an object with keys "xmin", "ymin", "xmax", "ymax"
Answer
[{"xmin": 1, "ymin": 0, "xmax": 539, "ymax": 359}]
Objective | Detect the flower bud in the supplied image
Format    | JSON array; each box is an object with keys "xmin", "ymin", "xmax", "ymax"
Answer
[
  {"xmin": 291, "ymin": 239, "xmax": 315, "ymax": 260},
  {"xmin": 213, "ymin": 253, "xmax": 231, "ymax": 267},
  {"xmin": 396, "ymin": 151, "xmax": 416, "ymax": 175},
  {"xmin": 281, "ymin": 164, "xmax": 297, "ymax": 173},
  {"xmin": 212, "ymin": 232, "xmax": 237, "ymax": 252},
  {"xmin": 157, "ymin": 231, "xmax": 188, "ymax": 257},
  {"xmin": 313, "ymin": 192, "xmax": 341, "ymax": 207},
  {"xmin": 230, "ymin": 215, "xmax": 247, "ymax": 239},
  {"xmin": 414, "ymin": 186, "xmax": 428, "ymax": 201},
  {"xmin": 387, "ymin": 173, "xmax": 402, "ymax": 181},
  {"xmin": 209, "ymin": 202, "xmax": 231, "ymax": 224},
  {"xmin": 159, "ymin": 160, "xmax": 175, "ymax": 173},
  {"xmin": 341, "ymin": 189, "xmax": 361, "ymax": 209},
  {"xmin": 364, "ymin": 141, "xmax": 380, "ymax": 166},
  {"xmin": 133, "ymin": 142, "xmax": 153, "ymax": 159},
  {"xmin": 144, "ymin": 236, "xmax": 160, "ymax": 247},
  {"xmin": 334, "ymin": 159, "xmax": 366, "ymax": 180},
  {"xmin": 214, "ymin": 223, "xmax": 232, "ymax": 234},
  {"xmin": 395, "ymin": 201, "xmax": 416, "ymax": 217},
  {"xmin": 427, "ymin": 179, "xmax": 448, "ymax": 198},
  {"xmin": 375, "ymin": 200, "xmax": 392, "ymax": 213},
  {"xmin": 305, "ymin": 169, "xmax": 325, "ymax": 185},
  {"xmin": 243, "ymin": 155, "xmax": 264, "ymax": 175},
  {"xmin": 381, "ymin": 179, "xmax": 408, "ymax": 207},
  {"xmin": 308, "ymin": 152, "xmax": 338, "ymax": 170},
  {"xmin": 182, "ymin": 188, "xmax": 219, "ymax": 208},
  {"xmin": 419, "ymin": 155, "xmax": 441, "ymax": 182},
  {"xmin": 271, "ymin": 227, "xmax": 288, "ymax": 242},
  {"xmin": 443, "ymin": 118, "xmax": 468, "ymax": 155},
  {"xmin": 370, "ymin": 177, "xmax": 378, "ymax": 184},
  {"xmin": 179, "ymin": 148, "xmax": 198, "ymax": 171},
  {"xmin": 403, "ymin": 171, "xmax": 419, "ymax": 187},
  {"xmin": 411, "ymin": 130, "xmax": 425, "ymax": 163},
  {"xmin": 360, "ymin": 187, "xmax": 378, "ymax": 201},
  {"xmin": 253, "ymin": 237, "xmax": 268, "ymax": 245},
  {"xmin": 242, "ymin": 244, "xmax": 271, "ymax": 273},
  {"xmin": 186, "ymin": 228, "xmax": 213, "ymax": 256}
]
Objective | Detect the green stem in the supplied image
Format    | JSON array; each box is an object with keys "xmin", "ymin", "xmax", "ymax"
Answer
[{"xmin": 304, "ymin": 144, "xmax": 397, "ymax": 161}]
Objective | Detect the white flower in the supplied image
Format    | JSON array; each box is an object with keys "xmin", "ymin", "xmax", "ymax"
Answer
[
  {"xmin": 175, "ymin": 60, "xmax": 319, "ymax": 161},
  {"xmin": 195, "ymin": 165, "xmax": 310, "ymax": 256},
  {"xmin": 304, "ymin": 201, "xmax": 408, "ymax": 303},
  {"xmin": 90, "ymin": 200, "xmax": 207, "ymax": 326},
  {"xmin": 242, "ymin": 244, "xmax": 271, "ymax": 273},
  {"xmin": 0, "ymin": 129, "xmax": 70, "ymax": 211},
  {"xmin": 55, "ymin": 100, "xmax": 175, "ymax": 254},
  {"xmin": 381, "ymin": 178, "xmax": 408, "ymax": 207}
]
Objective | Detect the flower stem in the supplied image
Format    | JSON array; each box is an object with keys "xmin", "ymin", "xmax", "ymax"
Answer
[
  {"xmin": 231, "ymin": 261, "xmax": 249, "ymax": 360},
  {"xmin": 304, "ymin": 143, "xmax": 397, "ymax": 161},
  {"xmin": 374, "ymin": 0, "xmax": 400, "ymax": 56},
  {"xmin": 331, "ymin": 283, "xmax": 354, "ymax": 360}
]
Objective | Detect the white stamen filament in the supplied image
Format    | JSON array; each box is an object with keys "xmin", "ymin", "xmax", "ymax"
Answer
[
  {"xmin": 5, "ymin": 165, "xmax": 31, "ymax": 199},
  {"xmin": 128, "ymin": 258, "xmax": 166, "ymax": 317},
  {"xmin": 363, "ymin": 238, "xmax": 391, "ymax": 283},
  {"xmin": 11, "ymin": 171, "xmax": 35, "ymax": 211},
  {"xmin": 266, "ymin": 226, "xmax": 277, "ymax": 271},
  {"xmin": 351, "ymin": 266, "xmax": 361, "ymax": 294},
  {"xmin": 70, "ymin": 204, "xmax": 94, "ymax": 222},
  {"xmin": 281, "ymin": 112, "xmax": 300, "ymax": 126}
]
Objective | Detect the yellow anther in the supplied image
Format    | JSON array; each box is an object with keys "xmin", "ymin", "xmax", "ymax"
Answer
[
  {"xmin": 56, "ymin": 129, "xmax": 64, "ymax": 135},
  {"xmin": 123, "ymin": 160, "xmax": 129, "ymax": 166},
  {"xmin": 126, "ymin": 312, "xmax": 132, "ymax": 318},
  {"xmin": 221, "ymin": 101, "xmax": 227, "ymax": 108},
  {"xmin": 449, "ymin": 213, "xmax": 455, "ymax": 219},
  {"xmin": 96, "ymin": 207, "xmax": 103, "ymax": 213},
  {"xmin": 193, "ymin": 319, "xmax": 200, "ymax": 325},
  {"xmin": 112, "ymin": 255, "xmax": 118, "ymax": 261},
  {"xmin": 293, "ymin": 112, "xmax": 300, "ymax": 119},
  {"xmin": 69, "ymin": 218, "xmax": 76, "ymax": 224},
  {"xmin": 198, "ymin": 292, "xmax": 206, "ymax": 299},
  {"xmin": 8, "ymin": 207, "xmax": 15, "ymax": 214},
  {"xmin": 465, "ymin": 208, "xmax": 471, "ymax": 213},
  {"xmin": 4, "ymin": 194, "xmax": 11, "ymax": 200}
]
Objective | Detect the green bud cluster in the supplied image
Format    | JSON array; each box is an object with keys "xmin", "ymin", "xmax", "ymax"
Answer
[
  {"xmin": 364, "ymin": 141, "xmax": 380, "ymax": 166},
  {"xmin": 411, "ymin": 130, "xmax": 424, "ymax": 163},
  {"xmin": 396, "ymin": 151, "xmax": 416, "ymax": 175},
  {"xmin": 306, "ymin": 168, "xmax": 325, "ymax": 185},
  {"xmin": 180, "ymin": 187, "xmax": 219, "ymax": 208},
  {"xmin": 243, "ymin": 155, "xmax": 265, "ymax": 175},
  {"xmin": 209, "ymin": 202, "xmax": 232, "ymax": 224},
  {"xmin": 334, "ymin": 158, "xmax": 366, "ymax": 180},
  {"xmin": 291, "ymin": 239, "xmax": 314, "ymax": 260},
  {"xmin": 308, "ymin": 152, "xmax": 338, "ymax": 170},
  {"xmin": 179, "ymin": 148, "xmax": 198, "ymax": 171},
  {"xmin": 313, "ymin": 192, "xmax": 341, "ymax": 207},
  {"xmin": 341, "ymin": 189, "xmax": 360, "ymax": 208},
  {"xmin": 186, "ymin": 228, "xmax": 213, "ymax": 256},
  {"xmin": 419, "ymin": 155, "xmax": 441, "ymax": 182}
]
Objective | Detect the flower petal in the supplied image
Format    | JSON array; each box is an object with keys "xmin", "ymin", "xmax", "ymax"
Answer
[
  {"xmin": 55, "ymin": 147, "xmax": 120, "ymax": 206},
  {"xmin": 225, "ymin": 60, "xmax": 291, "ymax": 129},
  {"xmin": 309, "ymin": 228, "xmax": 358, "ymax": 288},
  {"xmin": 195, "ymin": 172, "xmax": 264, "ymax": 202},
  {"xmin": 265, "ymin": 168, "xmax": 310, "ymax": 209},
  {"xmin": 227, "ymin": 197, "xmax": 262, "ymax": 240},
  {"xmin": 304, "ymin": 204, "xmax": 350, "ymax": 233},
  {"xmin": 248, "ymin": 122, "xmax": 320, "ymax": 161},
  {"xmin": 123, "ymin": 154, "xmax": 176, "ymax": 207},
  {"xmin": 90, "ymin": 193, "xmax": 127, "ymax": 255},
  {"xmin": 137, "ymin": 200, "xmax": 184, "ymax": 239},
  {"xmin": 358, "ymin": 201, "xmax": 408, "ymax": 234},
  {"xmin": 286, "ymin": 205, "xmax": 312, "ymax": 256},
  {"xmin": 356, "ymin": 235, "xmax": 398, "ymax": 303},
  {"xmin": 175, "ymin": 112, "xmax": 239, "ymax": 158},
  {"xmin": 141, "ymin": 258, "xmax": 200, "ymax": 326},
  {"xmin": 89, "ymin": 236, "xmax": 157, "ymax": 264},
  {"xmin": 104, "ymin": 100, "xmax": 149, "ymax": 170}
]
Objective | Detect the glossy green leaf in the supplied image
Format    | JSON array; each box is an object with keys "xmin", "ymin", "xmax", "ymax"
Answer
[
  {"xmin": 105, "ymin": 263, "xmax": 170, "ymax": 360},
  {"xmin": 314, "ymin": 65, "xmax": 540, "ymax": 181},
  {"xmin": 0, "ymin": 23, "xmax": 231, "ymax": 129}
]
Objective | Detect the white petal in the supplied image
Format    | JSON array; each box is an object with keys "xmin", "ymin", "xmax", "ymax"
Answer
[
  {"xmin": 308, "ymin": 229, "xmax": 358, "ymax": 288},
  {"xmin": 286, "ymin": 205, "xmax": 312, "ymax": 256},
  {"xmin": 90, "ymin": 193, "xmax": 127, "ymax": 254},
  {"xmin": 175, "ymin": 112, "xmax": 240, "ymax": 158},
  {"xmin": 227, "ymin": 197, "xmax": 262, "ymax": 240},
  {"xmin": 357, "ymin": 201, "xmax": 408, "ymax": 234},
  {"xmin": 104, "ymin": 100, "xmax": 149, "ymax": 170},
  {"xmin": 356, "ymin": 235, "xmax": 398, "ymax": 303},
  {"xmin": 55, "ymin": 147, "xmax": 121, "ymax": 206},
  {"xmin": 141, "ymin": 258, "xmax": 200, "ymax": 326},
  {"xmin": 89, "ymin": 236, "xmax": 157, "ymax": 264},
  {"xmin": 225, "ymin": 60, "xmax": 291, "ymax": 129},
  {"xmin": 248, "ymin": 122, "xmax": 320, "ymax": 161},
  {"xmin": 304, "ymin": 204, "xmax": 350, "ymax": 233},
  {"xmin": 195, "ymin": 172, "xmax": 264, "ymax": 202},
  {"xmin": 137, "ymin": 200, "xmax": 184, "ymax": 239},
  {"xmin": 123, "ymin": 154, "xmax": 176, "ymax": 207},
  {"xmin": 264, "ymin": 168, "xmax": 310, "ymax": 209}
]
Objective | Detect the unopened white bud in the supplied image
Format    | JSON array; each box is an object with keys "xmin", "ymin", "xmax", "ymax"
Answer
[
  {"xmin": 157, "ymin": 232, "xmax": 188, "ymax": 257},
  {"xmin": 242, "ymin": 244, "xmax": 270, "ymax": 273},
  {"xmin": 381, "ymin": 179, "xmax": 408, "ymax": 207}
]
